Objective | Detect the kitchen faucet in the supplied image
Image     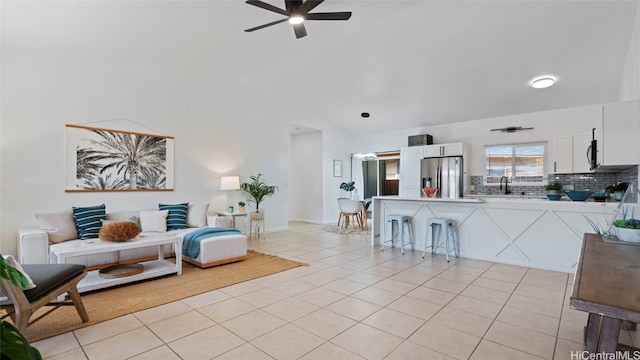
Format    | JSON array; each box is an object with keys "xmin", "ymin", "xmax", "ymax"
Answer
[{"xmin": 500, "ymin": 176, "xmax": 511, "ymax": 195}]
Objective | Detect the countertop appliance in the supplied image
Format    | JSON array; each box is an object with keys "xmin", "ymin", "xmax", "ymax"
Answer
[{"xmin": 421, "ymin": 156, "xmax": 464, "ymax": 199}]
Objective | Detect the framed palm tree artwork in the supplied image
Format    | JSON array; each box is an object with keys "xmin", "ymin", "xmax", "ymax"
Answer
[{"xmin": 65, "ymin": 124, "xmax": 174, "ymax": 192}]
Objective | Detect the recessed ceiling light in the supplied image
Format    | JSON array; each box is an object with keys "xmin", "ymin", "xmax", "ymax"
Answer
[
  {"xmin": 530, "ymin": 76, "xmax": 557, "ymax": 89},
  {"xmin": 289, "ymin": 16, "xmax": 304, "ymax": 24}
]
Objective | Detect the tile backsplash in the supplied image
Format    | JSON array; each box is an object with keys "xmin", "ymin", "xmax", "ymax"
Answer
[{"xmin": 470, "ymin": 166, "xmax": 638, "ymax": 196}]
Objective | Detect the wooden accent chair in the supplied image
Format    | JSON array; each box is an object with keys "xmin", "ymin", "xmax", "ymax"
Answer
[{"xmin": 0, "ymin": 263, "xmax": 89, "ymax": 332}]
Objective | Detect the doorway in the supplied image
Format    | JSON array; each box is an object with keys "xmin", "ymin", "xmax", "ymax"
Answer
[{"xmin": 361, "ymin": 156, "xmax": 400, "ymax": 199}]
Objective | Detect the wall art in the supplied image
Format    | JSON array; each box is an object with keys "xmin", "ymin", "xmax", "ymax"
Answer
[
  {"xmin": 333, "ymin": 160, "xmax": 343, "ymax": 177},
  {"xmin": 65, "ymin": 124, "xmax": 174, "ymax": 192}
]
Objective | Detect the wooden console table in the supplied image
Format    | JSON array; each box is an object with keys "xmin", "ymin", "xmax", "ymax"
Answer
[{"xmin": 570, "ymin": 233, "xmax": 640, "ymax": 353}]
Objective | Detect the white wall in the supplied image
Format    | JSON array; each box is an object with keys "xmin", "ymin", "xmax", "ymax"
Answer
[
  {"xmin": 289, "ymin": 131, "xmax": 323, "ymax": 223},
  {"xmin": 0, "ymin": 52, "xmax": 296, "ymax": 256},
  {"xmin": 618, "ymin": 3, "xmax": 640, "ymax": 101}
]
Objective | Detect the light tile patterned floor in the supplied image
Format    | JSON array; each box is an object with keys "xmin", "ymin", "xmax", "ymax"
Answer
[{"xmin": 33, "ymin": 222, "xmax": 639, "ymax": 359}]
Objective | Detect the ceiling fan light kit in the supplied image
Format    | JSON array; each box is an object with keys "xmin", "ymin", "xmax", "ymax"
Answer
[
  {"xmin": 530, "ymin": 76, "xmax": 557, "ymax": 89},
  {"xmin": 288, "ymin": 16, "xmax": 304, "ymax": 24},
  {"xmin": 245, "ymin": 0, "xmax": 352, "ymax": 39}
]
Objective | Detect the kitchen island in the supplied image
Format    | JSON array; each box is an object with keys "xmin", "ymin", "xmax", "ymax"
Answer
[{"xmin": 370, "ymin": 196, "xmax": 619, "ymax": 273}]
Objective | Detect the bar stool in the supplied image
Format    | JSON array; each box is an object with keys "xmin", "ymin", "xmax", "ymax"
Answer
[
  {"xmin": 381, "ymin": 214, "xmax": 414, "ymax": 254},
  {"xmin": 423, "ymin": 217, "xmax": 458, "ymax": 262}
]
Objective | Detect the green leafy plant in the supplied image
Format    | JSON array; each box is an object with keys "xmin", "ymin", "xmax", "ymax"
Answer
[
  {"xmin": 613, "ymin": 206, "xmax": 640, "ymax": 230},
  {"xmin": 545, "ymin": 182, "xmax": 563, "ymax": 191},
  {"xmin": 240, "ymin": 174, "xmax": 278, "ymax": 210},
  {"xmin": 340, "ymin": 181, "xmax": 355, "ymax": 192},
  {"xmin": 0, "ymin": 256, "xmax": 43, "ymax": 360},
  {"xmin": 238, "ymin": 201, "xmax": 246, "ymax": 207},
  {"xmin": 613, "ymin": 206, "xmax": 639, "ymax": 229}
]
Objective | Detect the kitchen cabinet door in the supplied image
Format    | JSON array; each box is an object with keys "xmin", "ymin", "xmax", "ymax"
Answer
[
  {"xmin": 424, "ymin": 143, "xmax": 464, "ymax": 157},
  {"xmin": 572, "ymin": 131, "xmax": 593, "ymax": 173},
  {"xmin": 552, "ymin": 135, "xmax": 573, "ymax": 174}
]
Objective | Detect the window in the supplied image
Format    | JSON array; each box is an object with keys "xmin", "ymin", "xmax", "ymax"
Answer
[{"xmin": 484, "ymin": 142, "xmax": 547, "ymax": 185}]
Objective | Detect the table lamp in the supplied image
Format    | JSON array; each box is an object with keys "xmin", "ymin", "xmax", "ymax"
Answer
[{"xmin": 220, "ymin": 176, "xmax": 240, "ymax": 212}]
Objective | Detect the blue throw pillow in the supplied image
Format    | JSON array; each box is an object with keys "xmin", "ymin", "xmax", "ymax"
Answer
[
  {"xmin": 158, "ymin": 203, "xmax": 189, "ymax": 230},
  {"xmin": 72, "ymin": 204, "xmax": 107, "ymax": 239}
]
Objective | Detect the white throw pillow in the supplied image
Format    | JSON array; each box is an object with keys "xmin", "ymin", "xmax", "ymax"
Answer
[
  {"xmin": 3, "ymin": 255, "xmax": 36, "ymax": 290},
  {"xmin": 187, "ymin": 203, "xmax": 210, "ymax": 228},
  {"xmin": 139, "ymin": 210, "xmax": 169, "ymax": 232},
  {"xmin": 35, "ymin": 211, "xmax": 79, "ymax": 244}
]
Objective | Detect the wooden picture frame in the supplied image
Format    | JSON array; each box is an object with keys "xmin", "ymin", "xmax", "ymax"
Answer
[
  {"xmin": 65, "ymin": 124, "xmax": 174, "ymax": 192},
  {"xmin": 333, "ymin": 160, "xmax": 343, "ymax": 177}
]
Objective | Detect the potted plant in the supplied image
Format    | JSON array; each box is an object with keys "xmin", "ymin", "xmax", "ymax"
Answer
[
  {"xmin": 545, "ymin": 181, "xmax": 563, "ymax": 201},
  {"xmin": 545, "ymin": 181, "xmax": 563, "ymax": 194},
  {"xmin": 612, "ymin": 206, "xmax": 640, "ymax": 243},
  {"xmin": 340, "ymin": 181, "xmax": 358, "ymax": 199},
  {"xmin": 238, "ymin": 201, "xmax": 246, "ymax": 213},
  {"xmin": 240, "ymin": 174, "xmax": 278, "ymax": 221}
]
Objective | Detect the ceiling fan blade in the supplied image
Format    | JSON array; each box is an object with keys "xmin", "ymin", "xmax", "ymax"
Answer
[
  {"xmin": 306, "ymin": 12, "xmax": 352, "ymax": 21},
  {"xmin": 286, "ymin": 0, "xmax": 303, "ymax": 13},
  {"xmin": 295, "ymin": 0, "xmax": 324, "ymax": 15},
  {"xmin": 245, "ymin": 0, "xmax": 288, "ymax": 16},
  {"xmin": 245, "ymin": 18, "xmax": 288, "ymax": 32},
  {"xmin": 293, "ymin": 22, "xmax": 307, "ymax": 38}
]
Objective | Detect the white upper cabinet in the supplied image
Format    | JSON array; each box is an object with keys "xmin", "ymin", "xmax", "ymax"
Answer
[
  {"xmin": 550, "ymin": 100, "xmax": 638, "ymax": 174},
  {"xmin": 552, "ymin": 135, "xmax": 573, "ymax": 173},
  {"xmin": 596, "ymin": 100, "xmax": 639, "ymax": 167},
  {"xmin": 572, "ymin": 131, "xmax": 594, "ymax": 173},
  {"xmin": 424, "ymin": 143, "xmax": 465, "ymax": 157},
  {"xmin": 551, "ymin": 132, "xmax": 594, "ymax": 174}
]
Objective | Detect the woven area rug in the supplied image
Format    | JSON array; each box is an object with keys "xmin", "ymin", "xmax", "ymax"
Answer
[
  {"xmin": 4, "ymin": 250, "xmax": 306, "ymax": 342},
  {"xmin": 322, "ymin": 224, "xmax": 370, "ymax": 235}
]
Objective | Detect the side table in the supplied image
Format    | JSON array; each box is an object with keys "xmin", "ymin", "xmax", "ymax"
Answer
[{"xmin": 212, "ymin": 212, "xmax": 248, "ymax": 234}]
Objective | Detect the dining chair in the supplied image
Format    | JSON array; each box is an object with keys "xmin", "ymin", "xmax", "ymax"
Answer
[{"xmin": 337, "ymin": 199, "xmax": 364, "ymax": 232}]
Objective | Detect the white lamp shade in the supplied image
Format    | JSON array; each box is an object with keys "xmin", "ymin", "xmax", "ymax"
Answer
[{"xmin": 220, "ymin": 176, "xmax": 240, "ymax": 190}]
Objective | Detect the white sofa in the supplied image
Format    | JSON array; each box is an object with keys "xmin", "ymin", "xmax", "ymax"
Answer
[{"xmin": 18, "ymin": 207, "xmax": 248, "ymax": 269}]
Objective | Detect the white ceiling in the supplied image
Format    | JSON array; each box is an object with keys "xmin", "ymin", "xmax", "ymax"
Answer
[{"xmin": 2, "ymin": 0, "xmax": 638, "ymax": 134}]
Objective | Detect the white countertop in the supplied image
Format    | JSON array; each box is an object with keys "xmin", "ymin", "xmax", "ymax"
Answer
[
  {"xmin": 373, "ymin": 195, "xmax": 620, "ymax": 207},
  {"xmin": 372, "ymin": 196, "xmax": 483, "ymax": 203}
]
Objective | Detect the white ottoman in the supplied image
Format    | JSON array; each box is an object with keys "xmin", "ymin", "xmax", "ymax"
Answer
[{"xmin": 181, "ymin": 233, "xmax": 248, "ymax": 268}]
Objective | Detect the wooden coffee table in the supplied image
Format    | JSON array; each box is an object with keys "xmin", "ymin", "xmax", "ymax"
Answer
[
  {"xmin": 570, "ymin": 233, "xmax": 640, "ymax": 353},
  {"xmin": 50, "ymin": 234, "xmax": 182, "ymax": 293}
]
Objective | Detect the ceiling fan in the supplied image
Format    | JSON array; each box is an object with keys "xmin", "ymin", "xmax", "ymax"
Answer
[{"xmin": 244, "ymin": 0, "xmax": 352, "ymax": 39}]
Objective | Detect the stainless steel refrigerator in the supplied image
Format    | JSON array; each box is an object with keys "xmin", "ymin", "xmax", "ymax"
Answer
[{"xmin": 420, "ymin": 156, "xmax": 464, "ymax": 199}]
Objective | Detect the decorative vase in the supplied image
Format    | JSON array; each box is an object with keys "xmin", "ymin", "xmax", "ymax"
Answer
[
  {"xmin": 613, "ymin": 227, "xmax": 640, "ymax": 243},
  {"xmin": 351, "ymin": 189, "xmax": 359, "ymax": 200}
]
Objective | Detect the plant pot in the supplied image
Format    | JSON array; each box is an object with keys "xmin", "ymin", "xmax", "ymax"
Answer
[
  {"xmin": 613, "ymin": 227, "xmax": 640, "ymax": 243},
  {"xmin": 239, "ymin": 206, "xmax": 245, "ymax": 213},
  {"xmin": 251, "ymin": 209, "xmax": 264, "ymax": 221},
  {"xmin": 546, "ymin": 194, "xmax": 562, "ymax": 201}
]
